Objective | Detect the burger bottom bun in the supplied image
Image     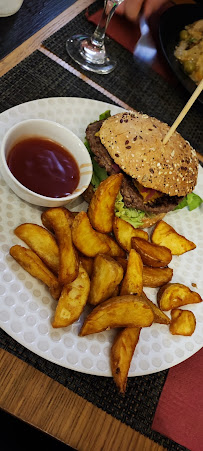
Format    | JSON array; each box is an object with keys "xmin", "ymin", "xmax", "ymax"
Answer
[
  {"xmin": 139, "ymin": 212, "xmax": 165, "ymax": 229},
  {"xmin": 82, "ymin": 185, "xmax": 165, "ymax": 229}
]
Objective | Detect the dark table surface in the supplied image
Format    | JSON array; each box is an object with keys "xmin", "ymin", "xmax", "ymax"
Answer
[
  {"xmin": 0, "ymin": 0, "xmax": 77, "ymax": 60},
  {"xmin": 0, "ymin": 1, "xmax": 202, "ymax": 451}
]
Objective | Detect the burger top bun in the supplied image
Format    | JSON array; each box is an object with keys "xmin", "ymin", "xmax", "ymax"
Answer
[{"xmin": 99, "ymin": 111, "xmax": 198, "ymax": 197}]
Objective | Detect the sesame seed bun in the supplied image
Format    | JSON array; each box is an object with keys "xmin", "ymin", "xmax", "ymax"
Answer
[
  {"xmin": 139, "ymin": 213, "xmax": 166, "ymax": 229},
  {"xmin": 99, "ymin": 111, "xmax": 198, "ymax": 197}
]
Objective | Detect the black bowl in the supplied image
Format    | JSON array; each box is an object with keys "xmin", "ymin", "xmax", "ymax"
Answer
[{"xmin": 159, "ymin": 4, "xmax": 203, "ymax": 104}]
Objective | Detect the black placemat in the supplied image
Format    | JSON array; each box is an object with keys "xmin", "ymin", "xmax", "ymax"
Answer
[
  {"xmin": 0, "ymin": 0, "xmax": 77, "ymax": 60},
  {"xmin": 43, "ymin": 0, "xmax": 203, "ymax": 156},
  {"xmin": 0, "ymin": 50, "xmax": 189, "ymax": 451},
  {"xmin": 0, "ymin": 50, "xmax": 116, "ymax": 112}
]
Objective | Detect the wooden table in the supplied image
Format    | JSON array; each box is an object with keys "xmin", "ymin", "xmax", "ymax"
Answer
[{"xmin": 0, "ymin": 1, "xmax": 200, "ymax": 450}]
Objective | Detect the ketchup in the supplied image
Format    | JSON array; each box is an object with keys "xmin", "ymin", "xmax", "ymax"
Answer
[{"xmin": 7, "ymin": 137, "xmax": 80, "ymax": 198}]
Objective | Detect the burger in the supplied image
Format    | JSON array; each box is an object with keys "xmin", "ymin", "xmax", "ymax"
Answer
[{"xmin": 84, "ymin": 110, "xmax": 200, "ymax": 228}]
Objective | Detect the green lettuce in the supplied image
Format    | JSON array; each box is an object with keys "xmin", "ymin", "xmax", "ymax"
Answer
[
  {"xmin": 99, "ymin": 110, "xmax": 111, "ymax": 121},
  {"xmin": 84, "ymin": 110, "xmax": 111, "ymax": 190},
  {"xmin": 115, "ymin": 192, "xmax": 146, "ymax": 228},
  {"xmin": 84, "ymin": 138, "xmax": 108, "ymax": 190},
  {"xmin": 175, "ymin": 192, "xmax": 202, "ymax": 211}
]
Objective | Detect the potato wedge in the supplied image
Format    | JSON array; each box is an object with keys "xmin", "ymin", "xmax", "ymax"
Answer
[
  {"xmin": 80, "ymin": 294, "xmax": 154, "ymax": 336},
  {"xmin": 111, "ymin": 327, "xmax": 141, "ymax": 394},
  {"xmin": 88, "ymin": 254, "xmax": 124, "ymax": 306},
  {"xmin": 151, "ymin": 220, "xmax": 196, "ymax": 255},
  {"xmin": 97, "ymin": 232, "xmax": 126, "ymax": 258},
  {"xmin": 14, "ymin": 223, "xmax": 59, "ymax": 275},
  {"xmin": 79, "ymin": 254, "xmax": 94, "ymax": 278},
  {"xmin": 52, "ymin": 263, "xmax": 90, "ymax": 328},
  {"xmin": 157, "ymin": 283, "xmax": 202, "ymax": 311},
  {"xmin": 41, "ymin": 207, "xmax": 76, "ymax": 232},
  {"xmin": 120, "ymin": 249, "xmax": 143, "ymax": 296},
  {"xmin": 112, "ymin": 247, "xmax": 143, "ymax": 393},
  {"xmin": 141, "ymin": 292, "xmax": 170, "ymax": 325},
  {"xmin": 111, "ymin": 286, "xmax": 120, "ymax": 298},
  {"xmin": 88, "ymin": 173, "xmax": 123, "ymax": 233},
  {"xmin": 113, "ymin": 217, "xmax": 148, "ymax": 252},
  {"xmin": 131, "ymin": 237, "xmax": 172, "ymax": 267},
  {"xmin": 169, "ymin": 309, "xmax": 196, "ymax": 336},
  {"xmin": 143, "ymin": 266, "xmax": 173, "ymax": 288},
  {"xmin": 115, "ymin": 257, "xmax": 128, "ymax": 273},
  {"xmin": 72, "ymin": 211, "xmax": 110, "ymax": 257},
  {"xmin": 10, "ymin": 245, "xmax": 61, "ymax": 300},
  {"xmin": 41, "ymin": 208, "xmax": 79, "ymax": 285}
]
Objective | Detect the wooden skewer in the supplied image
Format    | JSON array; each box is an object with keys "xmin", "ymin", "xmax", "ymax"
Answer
[{"xmin": 163, "ymin": 78, "xmax": 203, "ymax": 145}]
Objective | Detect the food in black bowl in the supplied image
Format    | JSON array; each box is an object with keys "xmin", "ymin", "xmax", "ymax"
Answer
[{"xmin": 159, "ymin": 3, "xmax": 203, "ymax": 103}]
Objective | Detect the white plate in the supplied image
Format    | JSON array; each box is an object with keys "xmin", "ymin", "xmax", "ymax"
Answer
[{"xmin": 0, "ymin": 97, "xmax": 203, "ymax": 377}]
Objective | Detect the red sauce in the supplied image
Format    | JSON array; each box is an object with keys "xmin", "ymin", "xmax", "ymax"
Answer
[{"xmin": 7, "ymin": 137, "xmax": 80, "ymax": 198}]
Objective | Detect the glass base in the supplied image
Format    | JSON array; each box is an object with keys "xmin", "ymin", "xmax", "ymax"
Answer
[{"xmin": 66, "ymin": 34, "xmax": 116, "ymax": 75}]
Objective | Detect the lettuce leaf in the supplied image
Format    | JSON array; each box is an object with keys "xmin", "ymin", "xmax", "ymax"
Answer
[
  {"xmin": 115, "ymin": 192, "xmax": 146, "ymax": 228},
  {"xmin": 84, "ymin": 138, "xmax": 108, "ymax": 190},
  {"xmin": 99, "ymin": 110, "xmax": 111, "ymax": 121},
  {"xmin": 84, "ymin": 110, "xmax": 110, "ymax": 190},
  {"xmin": 175, "ymin": 193, "xmax": 202, "ymax": 211}
]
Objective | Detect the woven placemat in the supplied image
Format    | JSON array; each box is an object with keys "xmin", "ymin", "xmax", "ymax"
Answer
[
  {"xmin": 43, "ymin": 0, "xmax": 203, "ymax": 156},
  {"xmin": 0, "ymin": 50, "xmax": 115, "ymax": 113},
  {"xmin": 0, "ymin": 51, "xmax": 189, "ymax": 451},
  {"xmin": 0, "ymin": 0, "xmax": 76, "ymax": 60}
]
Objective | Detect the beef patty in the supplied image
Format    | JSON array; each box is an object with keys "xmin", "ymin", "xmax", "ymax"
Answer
[{"xmin": 86, "ymin": 121, "xmax": 183, "ymax": 214}]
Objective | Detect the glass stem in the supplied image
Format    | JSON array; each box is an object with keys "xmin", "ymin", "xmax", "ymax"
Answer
[{"xmin": 91, "ymin": 0, "xmax": 118, "ymax": 48}]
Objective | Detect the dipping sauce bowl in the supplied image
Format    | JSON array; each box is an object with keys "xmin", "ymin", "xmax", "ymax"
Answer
[{"xmin": 0, "ymin": 119, "xmax": 92, "ymax": 207}]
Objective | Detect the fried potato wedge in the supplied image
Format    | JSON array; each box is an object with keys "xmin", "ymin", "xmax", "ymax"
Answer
[
  {"xmin": 88, "ymin": 254, "xmax": 124, "ymax": 306},
  {"xmin": 10, "ymin": 245, "xmax": 61, "ymax": 300},
  {"xmin": 111, "ymin": 286, "xmax": 120, "ymax": 298},
  {"xmin": 169, "ymin": 309, "xmax": 196, "ymax": 336},
  {"xmin": 141, "ymin": 292, "xmax": 170, "ymax": 325},
  {"xmin": 80, "ymin": 294, "xmax": 154, "ymax": 336},
  {"xmin": 14, "ymin": 223, "xmax": 59, "ymax": 275},
  {"xmin": 143, "ymin": 266, "xmax": 173, "ymax": 288},
  {"xmin": 113, "ymin": 217, "xmax": 149, "ymax": 252},
  {"xmin": 79, "ymin": 254, "xmax": 94, "ymax": 278},
  {"xmin": 52, "ymin": 263, "xmax": 90, "ymax": 328},
  {"xmin": 72, "ymin": 211, "xmax": 110, "ymax": 257},
  {"xmin": 151, "ymin": 220, "xmax": 196, "ymax": 255},
  {"xmin": 97, "ymin": 232, "xmax": 126, "ymax": 258},
  {"xmin": 120, "ymin": 249, "xmax": 143, "ymax": 296},
  {"xmin": 41, "ymin": 207, "xmax": 76, "ymax": 232},
  {"xmin": 131, "ymin": 237, "xmax": 172, "ymax": 267},
  {"xmin": 88, "ymin": 173, "xmax": 123, "ymax": 233},
  {"xmin": 41, "ymin": 208, "xmax": 79, "ymax": 285},
  {"xmin": 111, "ymin": 327, "xmax": 141, "ymax": 394},
  {"xmin": 115, "ymin": 257, "xmax": 128, "ymax": 273},
  {"xmin": 157, "ymin": 283, "xmax": 202, "ymax": 311}
]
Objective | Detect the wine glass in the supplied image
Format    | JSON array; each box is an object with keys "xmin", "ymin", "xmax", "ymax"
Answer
[{"xmin": 66, "ymin": 0, "xmax": 124, "ymax": 74}]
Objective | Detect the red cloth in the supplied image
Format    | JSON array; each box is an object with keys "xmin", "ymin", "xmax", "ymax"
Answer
[
  {"xmin": 86, "ymin": 5, "xmax": 176, "ymax": 83},
  {"xmin": 152, "ymin": 348, "xmax": 203, "ymax": 451}
]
